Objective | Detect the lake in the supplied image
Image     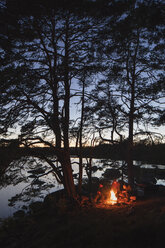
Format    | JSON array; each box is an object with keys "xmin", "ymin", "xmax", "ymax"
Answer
[{"xmin": 0, "ymin": 157, "xmax": 165, "ymax": 219}]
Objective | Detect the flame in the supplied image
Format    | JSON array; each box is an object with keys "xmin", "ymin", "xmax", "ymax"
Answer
[{"xmin": 107, "ymin": 190, "xmax": 117, "ymax": 205}]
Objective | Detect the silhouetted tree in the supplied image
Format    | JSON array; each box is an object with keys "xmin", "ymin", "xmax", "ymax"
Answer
[
  {"xmin": 0, "ymin": 0, "xmax": 98, "ymax": 203},
  {"xmin": 85, "ymin": 0, "xmax": 165, "ymax": 186}
]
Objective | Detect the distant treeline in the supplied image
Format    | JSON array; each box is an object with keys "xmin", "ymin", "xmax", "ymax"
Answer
[
  {"xmin": 70, "ymin": 143, "xmax": 165, "ymax": 164},
  {"xmin": 1, "ymin": 143, "xmax": 164, "ymax": 166}
]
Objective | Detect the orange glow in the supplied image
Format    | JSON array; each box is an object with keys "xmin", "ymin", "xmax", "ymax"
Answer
[{"xmin": 107, "ymin": 190, "xmax": 117, "ymax": 205}]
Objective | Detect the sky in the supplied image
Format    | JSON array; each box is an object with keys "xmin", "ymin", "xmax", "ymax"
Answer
[{"xmin": 1, "ymin": 0, "xmax": 165, "ymax": 146}]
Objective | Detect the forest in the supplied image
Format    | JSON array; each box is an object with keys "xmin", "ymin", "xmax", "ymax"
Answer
[{"xmin": 0, "ymin": 0, "xmax": 165, "ymax": 247}]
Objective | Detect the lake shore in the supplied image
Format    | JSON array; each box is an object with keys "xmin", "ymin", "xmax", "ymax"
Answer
[{"xmin": 1, "ymin": 189, "xmax": 165, "ymax": 248}]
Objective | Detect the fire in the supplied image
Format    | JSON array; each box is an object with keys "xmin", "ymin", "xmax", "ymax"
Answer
[
  {"xmin": 107, "ymin": 190, "xmax": 117, "ymax": 205},
  {"xmin": 94, "ymin": 179, "xmax": 136, "ymax": 206}
]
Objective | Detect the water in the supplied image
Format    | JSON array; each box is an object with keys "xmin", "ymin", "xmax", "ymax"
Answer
[{"xmin": 0, "ymin": 158, "xmax": 165, "ymax": 219}]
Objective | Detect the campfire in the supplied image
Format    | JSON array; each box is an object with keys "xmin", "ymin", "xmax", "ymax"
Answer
[
  {"xmin": 95, "ymin": 179, "xmax": 136, "ymax": 205},
  {"xmin": 107, "ymin": 189, "xmax": 118, "ymax": 205}
]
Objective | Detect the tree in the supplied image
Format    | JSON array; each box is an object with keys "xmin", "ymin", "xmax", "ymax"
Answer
[
  {"xmin": 0, "ymin": 0, "xmax": 97, "ymax": 203},
  {"xmin": 1, "ymin": 0, "xmax": 164, "ymax": 204},
  {"xmin": 85, "ymin": 0, "xmax": 165, "ymax": 186}
]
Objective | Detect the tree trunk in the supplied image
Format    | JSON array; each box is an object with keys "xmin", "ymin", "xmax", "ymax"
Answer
[
  {"xmin": 127, "ymin": 114, "xmax": 134, "ymax": 187},
  {"xmin": 78, "ymin": 80, "xmax": 85, "ymax": 196},
  {"xmin": 88, "ymin": 157, "xmax": 92, "ymax": 201},
  {"xmin": 60, "ymin": 150, "xmax": 77, "ymax": 201},
  {"xmin": 127, "ymin": 81, "xmax": 135, "ymax": 187},
  {"xmin": 126, "ymin": 33, "xmax": 139, "ymax": 188},
  {"xmin": 61, "ymin": 16, "xmax": 77, "ymax": 203}
]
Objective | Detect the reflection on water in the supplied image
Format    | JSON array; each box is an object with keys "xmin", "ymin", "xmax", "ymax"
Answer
[
  {"xmin": 156, "ymin": 179, "xmax": 165, "ymax": 186},
  {"xmin": 0, "ymin": 158, "xmax": 165, "ymax": 218}
]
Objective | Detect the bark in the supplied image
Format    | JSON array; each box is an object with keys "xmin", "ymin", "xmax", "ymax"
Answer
[
  {"xmin": 127, "ymin": 72, "xmax": 135, "ymax": 187},
  {"xmin": 127, "ymin": 107, "xmax": 134, "ymax": 186},
  {"xmin": 63, "ymin": 17, "xmax": 70, "ymax": 150},
  {"xmin": 51, "ymin": 18, "xmax": 61, "ymax": 149},
  {"xmin": 87, "ymin": 157, "xmax": 92, "ymax": 201},
  {"xmin": 60, "ymin": 16, "xmax": 77, "ymax": 202},
  {"xmin": 59, "ymin": 151, "xmax": 77, "ymax": 200},
  {"xmin": 52, "ymin": 84, "xmax": 62, "ymax": 149},
  {"xmin": 78, "ymin": 80, "xmax": 85, "ymax": 196},
  {"xmin": 127, "ymin": 32, "xmax": 139, "ymax": 187}
]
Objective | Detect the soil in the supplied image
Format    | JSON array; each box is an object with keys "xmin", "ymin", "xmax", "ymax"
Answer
[{"xmin": 0, "ymin": 190, "xmax": 165, "ymax": 248}]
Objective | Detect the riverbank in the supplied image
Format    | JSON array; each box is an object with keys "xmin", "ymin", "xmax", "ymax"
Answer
[{"xmin": 1, "ymin": 190, "xmax": 165, "ymax": 248}]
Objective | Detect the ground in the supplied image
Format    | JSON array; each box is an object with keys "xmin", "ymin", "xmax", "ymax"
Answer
[{"xmin": 0, "ymin": 193, "xmax": 165, "ymax": 248}]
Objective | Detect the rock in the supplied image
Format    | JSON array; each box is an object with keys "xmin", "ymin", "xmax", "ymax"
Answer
[
  {"xmin": 56, "ymin": 198, "xmax": 68, "ymax": 214},
  {"xmin": 29, "ymin": 201, "xmax": 43, "ymax": 214},
  {"xmin": 13, "ymin": 210, "xmax": 25, "ymax": 218},
  {"xmin": 43, "ymin": 190, "xmax": 65, "ymax": 208}
]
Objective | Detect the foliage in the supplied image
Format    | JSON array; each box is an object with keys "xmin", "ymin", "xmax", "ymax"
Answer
[{"xmin": 0, "ymin": 0, "xmax": 164, "ymax": 202}]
